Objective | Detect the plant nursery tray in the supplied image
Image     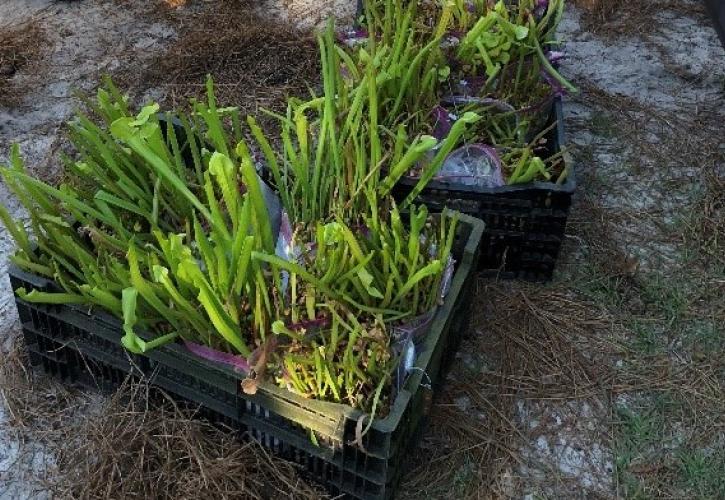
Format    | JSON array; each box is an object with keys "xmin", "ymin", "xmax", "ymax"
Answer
[
  {"xmin": 392, "ymin": 96, "xmax": 573, "ymax": 282},
  {"xmin": 9, "ymin": 214, "xmax": 484, "ymax": 500}
]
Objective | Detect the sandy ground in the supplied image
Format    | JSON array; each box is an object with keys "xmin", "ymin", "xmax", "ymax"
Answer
[
  {"xmin": 0, "ymin": 3, "xmax": 174, "ymax": 495},
  {"xmin": 1, "ymin": 0, "xmax": 723, "ymax": 498}
]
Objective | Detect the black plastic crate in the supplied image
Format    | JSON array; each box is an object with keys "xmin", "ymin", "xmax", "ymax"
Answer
[
  {"xmin": 393, "ymin": 96, "xmax": 573, "ymax": 282},
  {"xmin": 7, "ymin": 214, "xmax": 484, "ymax": 500},
  {"xmin": 705, "ymin": 0, "xmax": 725, "ymax": 48},
  {"xmin": 11, "ymin": 265, "xmax": 149, "ymax": 391},
  {"xmin": 22, "ymin": 321, "xmax": 140, "ymax": 391}
]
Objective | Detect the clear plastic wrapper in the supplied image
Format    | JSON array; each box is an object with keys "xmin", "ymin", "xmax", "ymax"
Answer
[{"xmin": 437, "ymin": 144, "xmax": 505, "ymax": 188}]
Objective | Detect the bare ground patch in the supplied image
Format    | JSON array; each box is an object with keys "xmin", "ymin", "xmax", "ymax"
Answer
[{"xmin": 0, "ymin": 0, "xmax": 175, "ymax": 181}]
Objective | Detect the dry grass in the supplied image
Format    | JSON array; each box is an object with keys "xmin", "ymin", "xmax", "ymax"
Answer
[
  {"xmin": 0, "ymin": 21, "xmax": 48, "ymax": 106},
  {"xmin": 686, "ymin": 168, "xmax": 725, "ymax": 272},
  {"xmin": 571, "ymin": 0, "xmax": 627, "ymax": 25},
  {"xmin": 571, "ymin": 0, "xmax": 709, "ymax": 37},
  {"xmin": 0, "ymin": 337, "xmax": 81, "ymax": 431},
  {"xmin": 52, "ymin": 385, "xmax": 326, "ymax": 499},
  {"xmin": 119, "ymin": 0, "xmax": 321, "ymax": 117},
  {"xmin": 400, "ymin": 282, "xmax": 620, "ymax": 498},
  {"xmin": 0, "ymin": 335, "xmax": 325, "ymax": 499}
]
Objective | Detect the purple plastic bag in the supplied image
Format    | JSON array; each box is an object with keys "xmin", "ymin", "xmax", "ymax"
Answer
[
  {"xmin": 184, "ymin": 340, "xmax": 251, "ymax": 374},
  {"xmin": 431, "ymin": 105, "xmax": 454, "ymax": 141},
  {"xmin": 541, "ymin": 67, "xmax": 567, "ymax": 98},
  {"xmin": 534, "ymin": 0, "xmax": 549, "ymax": 19}
]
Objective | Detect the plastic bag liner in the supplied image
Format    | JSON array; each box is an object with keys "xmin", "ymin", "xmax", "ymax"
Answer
[
  {"xmin": 392, "ymin": 255, "xmax": 455, "ymax": 394},
  {"xmin": 391, "ymin": 310, "xmax": 435, "ymax": 395},
  {"xmin": 260, "ymin": 176, "xmax": 282, "ymax": 242},
  {"xmin": 274, "ymin": 210, "xmax": 298, "ymax": 296},
  {"xmin": 436, "ymin": 144, "xmax": 505, "ymax": 188},
  {"xmin": 534, "ymin": 0, "xmax": 549, "ymax": 19}
]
